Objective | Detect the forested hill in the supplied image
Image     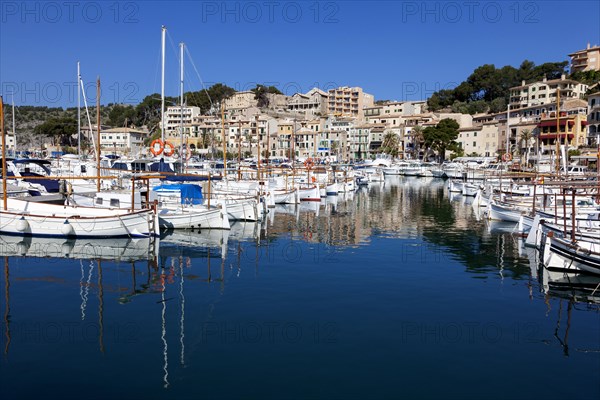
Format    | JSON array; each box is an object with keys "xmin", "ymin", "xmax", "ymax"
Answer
[
  {"xmin": 2, "ymin": 83, "xmax": 285, "ymax": 146},
  {"xmin": 427, "ymin": 60, "xmax": 600, "ymax": 114}
]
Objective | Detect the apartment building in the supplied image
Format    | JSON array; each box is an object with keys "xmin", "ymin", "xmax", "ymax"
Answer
[
  {"xmin": 166, "ymin": 115, "xmax": 221, "ymax": 154},
  {"xmin": 367, "ymin": 125, "xmax": 386, "ymax": 155},
  {"xmin": 457, "ymin": 122, "xmax": 500, "ymax": 157},
  {"xmin": 294, "ymin": 125, "xmax": 321, "ymax": 159},
  {"xmin": 536, "ymin": 112, "xmax": 588, "ymax": 148},
  {"xmin": 509, "ymin": 75, "xmax": 588, "ymax": 111},
  {"xmin": 351, "ymin": 124, "xmax": 373, "ymax": 160},
  {"xmin": 162, "ymin": 106, "xmax": 201, "ymax": 136},
  {"xmin": 274, "ymin": 119, "xmax": 297, "ymax": 159},
  {"xmin": 287, "ymin": 88, "xmax": 329, "ymax": 117},
  {"xmin": 224, "ymin": 91, "xmax": 256, "ymax": 113},
  {"xmin": 100, "ymin": 127, "xmax": 148, "ymax": 156},
  {"xmin": 364, "ymin": 111, "xmax": 404, "ymax": 126},
  {"xmin": 327, "ymin": 86, "xmax": 374, "ymax": 119},
  {"xmin": 569, "ymin": 43, "xmax": 600, "ymax": 73}
]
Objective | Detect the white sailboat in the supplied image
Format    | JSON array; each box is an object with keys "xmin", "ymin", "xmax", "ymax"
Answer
[{"xmin": 0, "ymin": 197, "xmax": 156, "ymax": 238}]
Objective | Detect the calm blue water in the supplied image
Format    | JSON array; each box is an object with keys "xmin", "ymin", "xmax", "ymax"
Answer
[{"xmin": 1, "ymin": 177, "xmax": 599, "ymax": 399}]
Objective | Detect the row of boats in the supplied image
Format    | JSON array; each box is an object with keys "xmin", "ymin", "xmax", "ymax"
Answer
[
  {"xmin": 0, "ymin": 156, "xmax": 368, "ymax": 239},
  {"xmin": 447, "ymin": 173, "xmax": 600, "ymax": 277}
]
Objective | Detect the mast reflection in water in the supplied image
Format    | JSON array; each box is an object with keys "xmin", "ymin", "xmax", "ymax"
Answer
[{"xmin": 0, "ymin": 177, "xmax": 598, "ymax": 400}]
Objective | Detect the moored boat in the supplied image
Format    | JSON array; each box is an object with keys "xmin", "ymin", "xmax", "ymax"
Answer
[{"xmin": 0, "ymin": 197, "xmax": 156, "ymax": 238}]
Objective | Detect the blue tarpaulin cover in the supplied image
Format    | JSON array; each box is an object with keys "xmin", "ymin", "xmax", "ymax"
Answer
[{"xmin": 152, "ymin": 184, "xmax": 203, "ymax": 205}]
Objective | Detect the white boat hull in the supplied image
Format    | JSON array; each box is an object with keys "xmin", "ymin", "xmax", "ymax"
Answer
[
  {"xmin": 217, "ymin": 199, "xmax": 259, "ymax": 221},
  {"xmin": 488, "ymin": 202, "xmax": 523, "ymax": 222},
  {"xmin": 157, "ymin": 206, "xmax": 230, "ymax": 230},
  {"xmin": 271, "ymin": 188, "xmax": 298, "ymax": 204},
  {"xmin": 298, "ymin": 186, "xmax": 321, "ymax": 201},
  {"xmin": 326, "ymin": 183, "xmax": 339, "ymax": 196},
  {"xmin": 461, "ymin": 183, "xmax": 479, "ymax": 196},
  {"xmin": 1, "ymin": 198, "xmax": 155, "ymax": 238},
  {"xmin": 543, "ymin": 235, "xmax": 600, "ymax": 275}
]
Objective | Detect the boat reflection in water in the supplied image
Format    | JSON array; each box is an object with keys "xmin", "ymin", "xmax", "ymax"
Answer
[
  {"xmin": 1, "ymin": 176, "xmax": 599, "ymax": 399},
  {"xmin": 486, "ymin": 220, "xmax": 518, "ymax": 234},
  {"xmin": 0, "ymin": 234, "xmax": 158, "ymax": 261},
  {"xmin": 160, "ymin": 228, "xmax": 229, "ymax": 258},
  {"xmin": 497, "ymin": 221, "xmax": 600, "ymax": 358},
  {"xmin": 538, "ymin": 264, "xmax": 600, "ymax": 357},
  {"xmin": 541, "ymin": 266, "xmax": 600, "ymax": 305}
]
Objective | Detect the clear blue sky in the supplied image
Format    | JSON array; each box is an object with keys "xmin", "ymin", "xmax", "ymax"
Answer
[{"xmin": 1, "ymin": 0, "xmax": 599, "ymax": 107}]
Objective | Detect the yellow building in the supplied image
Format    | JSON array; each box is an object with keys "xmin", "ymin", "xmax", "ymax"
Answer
[{"xmin": 537, "ymin": 113, "xmax": 588, "ymax": 147}]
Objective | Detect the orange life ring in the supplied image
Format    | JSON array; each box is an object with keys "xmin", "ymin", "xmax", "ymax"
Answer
[
  {"xmin": 502, "ymin": 153, "xmax": 512, "ymax": 162},
  {"xmin": 304, "ymin": 158, "xmax": 314, "ymax": 169},
  {"xmin": 150, "ymin": 139, "xmax": 164, "ymax": 156},
  {"xmin": 311, "ymin": 176, "xmax": 317, "ymax": 183},
  {"xmin": 163, "ymin": 141, "xmax": 175, "ymax": 157}
]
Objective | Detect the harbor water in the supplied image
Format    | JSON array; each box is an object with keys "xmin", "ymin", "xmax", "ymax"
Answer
[{"xmin": 1, "ymin": 177, "xmax": 599, "ymax": 399}]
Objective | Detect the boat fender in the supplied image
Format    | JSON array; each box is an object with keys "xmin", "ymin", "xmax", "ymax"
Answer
[
  {"xmin": 61, "ymin": 220, "xmax": 76, "ymax": 237},
  {"xmin": 16, "ymin": 216, "xmax": 29, "ymax": 232}
]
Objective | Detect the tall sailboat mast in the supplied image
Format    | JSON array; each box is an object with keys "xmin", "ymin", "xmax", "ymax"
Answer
[
  {"xmin": 1, "ymin": 96, "xmax": 7, "ymax": 211},
  {"xmin": 161, "ymin": 26, "xmax": 166, "ymax": 145},
  {"xmin": 96, "ymin": 78, "xmax": 101, "ymax": 192},
  {"xmin": 80, "ymin": 74, "xmax": 97, "ymax": 160},
  {"xmin": 11, "ymin": 94, "xmax": 16, "ymax": 157},
  {"xmin": 221, "ymin": 103, "xmax": 227, "ymax": 172},
  {"xmin": 596, "ymin": 133, "xmax": 599, "ymax": 203},
  {"xmin": 179, "ymin": 42, "xmax": 184, "ymax": 172},
  {"xmin": 505, "ymin": 105, "xmax": 510, "ymax": 158},
  {"xmin": 555, "ymin": 88, "xmax": 561, "ymax": 174},
  {"xmin": 77, "ymin": 62, "xmax": 81, "ymax": 158}
]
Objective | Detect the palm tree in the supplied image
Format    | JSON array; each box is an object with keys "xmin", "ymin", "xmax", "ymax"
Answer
[
  {"xmin": 411, "ymin": 126, "xmax": 424, "ymax": 159},
  {"xmin": 330, "ymin": 141, "xmax": 339, "ymax": 161},
  {"xmin": 381, "ymin": 132, "xmax": 400, "ymax": 158},
  {"xmin": 519, "ymin": 129, "xmax": 532, "ymax": 164}
]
